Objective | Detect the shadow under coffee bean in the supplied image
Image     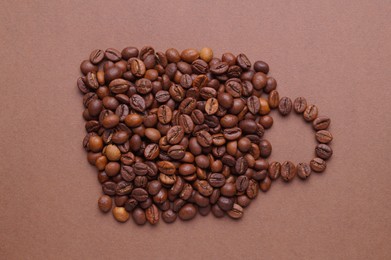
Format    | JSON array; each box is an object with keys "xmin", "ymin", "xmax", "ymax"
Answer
[{"xmin": 77, "ymin": 46, "xmax": 334, "ymax": 225}]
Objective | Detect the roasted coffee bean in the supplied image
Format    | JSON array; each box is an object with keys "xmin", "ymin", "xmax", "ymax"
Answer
[
  {"xmin": 208, "ymin": 173, "xmax": 226, "ymax": 188},
  {"xmin": 260, "ymin": 177, "xmax": 272, "ymax": 192},
  {"xmin": 181, "ymin": 48, "xmax": 199, "ymax": 63},
  {"xmin": 252, "ymin": 72, "xmax": 267, "ymax": 90},
  {"xmin": 235, "ymin": 157, "xmax": 248, "ymax": 175},
  {"xmin": 259, "ymin": 140, "xmax": 272, "ymax": 158},
  {"xmin": 157, "ymin": 161, "xmax": 176, "ymax": 175},
  {"xmin": 268, "ymin": 162, "xmax": 281, "ymax": 180},
  {"xmin": 130, "ymin": 58, "xmax": 146, "ymax": 77},
  {"xmin": 86, "ymin": 72, "xmax": 99, "ymax": 90},
  {"xmin": 246, "ymin": 179, "xmax": 258, "ymax": 199},
  {"xmin": 268, "ymin": 90, "xmax": 280, "ymax": 109},
  {"xmin": 310, "ymin": 157, "xmax": 327, "ymax": 172},
  {"xmin": 179, "ymin": 97, "xmax": 197, "ymax": 114},
  {"xmin": 236, "ymin": 176, "xmax": 249, "ymax": 192},
  {"xmin": 205, "ymin": 98, "xmax": 218, "ymax": 115},
  {"xmin": 157, "ymin": 105, "xmax": 172, "ymax": 124},
  {"xmin": 194, "ymin": 180, "xmax": 213, "ymax": 197},
  {"xmin": 236, "ymin": 53, "xmax": 251, "ymax": 70},
  {"xmin": 247, "ymin": 96, "xmax": 260, "ymax": 114},
  {"xmin": 112, "ymin": 207, "xmax": 129, "ymax": 223},
  {"xmin": 281, "ymin": 161, "xmax": 297, "ymax": 182},
  {"xmin": 294, "ymin": 97, "xmax": 307, "ymax": 113},
  {"xmin": 225, "ymin": 79, "xmax": 242, "ymax": 98},
  {"xmin": 178, "ymin": 204, "xmax": 197, "ymax": 220},
  {"xmin": 217, "ymin": 196, "xmax": 234, "ymax": 211},
  {"xmin": 145, "ymin": 204, "xmax": 159, "ymax": 225},
  {"xmin": 80, "ymin": 60, "xmax": 98, "ymax": 75},
  {"xmin": 155, "ymin": 90, "xmax": 170, "ymax": 103},
  {"xmin": 168, "ymin": 145, "xmax": 186, "ymax": 160},
  {"xmin": 129, "ymin": 94, "xmax": 146, "ymax": 112},
  {"xmin": 304, "ymin": 105, "xmax": 318, "ymax": 121},
  {"xmin": 278, "ymin": 97, "xmax": 293, "ymax": 116},
  {"xmin": 223, "ymin": 127, "xmax": 242, "ymax": 141},
  {"xmin": 105, "ymin": 48, "xmax": 121, "ymax": 62},
  {"xmin": 297, "ymin": 162, "xmax": 311, "ymax": 180},
  {"xmin": 166, "ymin": 126, "xmax": 185, "ymax": 145},
  {"xmin": 196, "ymin": 130, "xmax": 213, "ymax": 147},
  {"xmin": 131, "ymin": 188, "xmax": 149, "ymax": 202},
  {"xmin": 102, "ymin": 181, "xmax": 116, "ymax": 196},
  {"xmin": 98, "ymin": 195, "xmax": 112, "ymax": 213},
  {"xmin": 227, "ymin": 203, "xmax": 244, "ymax": 219},
  {"xmin": 315, "ymin": 144, "xmax": 333, "ymax": 160},
  {"xmin": 316, "ymin": 130, "xmax": 333, "ymax": 144},
  {"xmin": 115, "ymin": 181, "xmax": 133, "ymax": 195},
  {"xmin": 139, "ymin": 46, "xmax": 155, "ymax": 60},
  {"xmin": 210, "ymin": 61, "xmax": 229, "ymax": 75},
  {"xmin": 121, "ymin": 166, "xmax": 135, "ymax": 182},
  {"xmin": 313, "ymin": 116, "xmax": 331, "ymax": 130}
]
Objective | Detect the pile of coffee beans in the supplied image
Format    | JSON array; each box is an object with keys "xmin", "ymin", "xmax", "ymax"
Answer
[{"xmin": 77, "ymin": 46, "xmax": 333, "ymax": 225}]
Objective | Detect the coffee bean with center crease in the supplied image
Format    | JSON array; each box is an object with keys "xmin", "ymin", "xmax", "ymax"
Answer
[
  {"xmin": 168, "ymin": 145, "xmax": 186, "ymax": 160},
  {"xmin": 278, "ymin": 97, "xmax": 292, "ymax": 116},
  {"xmin": 294, "ymin": 97, "xmax": 307, "ymax": 113},
  {"xmin": 157, "ymin": 161, "xmax": 176, "ymax": 175},
  {"xmin": 179, "ymin": 97, "xmax": 197, "ymax": 114},
  {"xmin": 304, "ymin": 105, "xmax": 318, "ymax": 121},
  {"xmin": 105, "ymin": 48, "xmax": 121, "ymax": 62},
  {"xmin": 210, "ymin": 61, "xmax": 229, "ymax": 75},
  {"xmin": 297, "ymin": 162, "xmax": 311, "ymax": 180},
  {"xmin": 313, "ymin": 116, "xmax": 331, "ymax": 130},
  {"xmin": 310, "ymin": 157, "xmax": 327, "ymax": 172},
  {"xmin": 236, "ymin": 176, "xmax": 249, "ymax": 192},
  {"xmin": 217, "ymin": 196, "xmax": 234, "ymax": 211},
  {"xmin": 268, "ymin": 161, "xmax": 281, "ymax": 180},
  {"xmin": 131, "ymin": 188, "xmax": 149, "ymax": 202},
  {"xmin": 225, "ymin": 79, "xmax": 242, "ymax": 98},
  {"xmin": 315, "ymin": 144, "xmax": 333, "ymax": 160},
  {"xmin": 315, "ymin": 130, "xmax": 333, "ymax": 144},
  {"xmin": 205, "ymin": 98, "xmax": 219, "ymax": 115},
  {"xmin": 166, "ymin": 126, "xmax": 185, "ymax": 144},
  {"xmin": 196, "ymin": 130, "xmax": 213, "ymax": 147},
  {"xmin": 155, "ymin": 90, "xmax": 170, "ymax": 103},
  {"xmin": 236, "ymin": 53, "xmax": 251, "ymax": 70},
  {"xmin": 268, "ymin": 90, "xmax": 280, "ymax": 109},
  {"xmin": 144, "ymin": 143, "xmax": 159, "ymax": 160},
  {"xmin": 86, "ymin": 72, "xmax": 99, "ymax": 90},
  {"xmin": 281, "ymin": 161, "xmax": 296, "ymax": 182},
  {"xmin": 129, "ymin": 94, "xmax": 146, "ymax": 112},
  {"xmin": 208, "ymin": 173, "xmax": 226, "ymax": 188},
  {"xmin": 102, "ymin": 181, "xmax": 116, "ymax": 196},
  {"xmin": 235, "ymin": 157, "xmax": 248, "ymax": 175},
  {"xmin": 227, "ymin": 203, "xmax": 244, "ymax": 219},
  {"xmin": 247, "ymin": 96, "xmax": 260, "ymax": 114}
]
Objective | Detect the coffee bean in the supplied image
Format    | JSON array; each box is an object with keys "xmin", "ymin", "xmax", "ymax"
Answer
[
  {"xmin": 131, "ymin": 188, "xmax": 149, "ymax": 202},
  {"xmin": 227, "ymin": 203, "xmax": 244, "ymax": 219},
  {"xmin": 208, "ymin": 173, "xmax": 226, "ymax": 188},
  {"xmin": 225, "ymin": 79, "xmax": 242, "ymax": 98},
  {"xmin": 259, "ymin": 139, "xmax": 272, "ymax": 158},
  {"xmin": 129, "ymin": 94, "xmax": 146, "ymax": 112},
  {"xmin": 166, "ymin": 126, "xmax": 185, "ymax": 145},
  {"xmin": 112, "ymin": 207, "xmax": 129, "ymax": 223},
  {"xmin": 313, "ymin": 116, "xmax": 331, "ymax": 130},
  {"xmin": 303, "ymin": 105, "xmax": 318, "ymax": 121},
  {"xmin": 268, "ymin": 90, "xmax": 280, "ymax": 109},
  {"xmin": 178, "ymin": 203, "xmax": 197, "ymax": 220},
  {"xmin": 253, "ymin": 60, "xmax": 269, "ymax": 74},
  {"xmin": 315, "ymin": 130, "xmax": 333, "ymax": 144},
  {"xmin": 90, "ymin": 49, "xmax": 105, "ymax": 64},
  {"xmin": 252, "ymin": 72, "xmax": 267, "ymax": 90},
  {"xmin": 196, "ymin": 130, "xmax": 213, "ymax": 147},
  {"xmin": 310, "ymin": 157, "xmax": 327, "ymax": 172},
  {"xmin": 205, "ymin": 98, "xmax": 219, "ymax": 115},
  {"xmin": 181, "ymin": 48, "xmax": 199, "ymax": 63},
  {"xmin": 105, "ymin": 48, "xmax": 121, "ymax": 62},
  {"xmin": 315, "ymin": 144, "xmax": 333, "ymax": 160},
  {"xmin": 145, "ymin": 204, "xmax": 159, "ymax": 225},
  {"xmin": 297, "ymin": 162, "xmax": 311, "ymax": 180},
  {"xmin": 98, "ymin": 195, "xmax": 112, "ymax": 213},
  {"xmin": 217, "ymin": 196, "xmax": 234, "ymax": 211},
  {"xmin": 246, "ymin": 179, "xmax": 258, "ymax": 199},
  {"xmin": 210, "ymin": 61, "xmax": 229, "ymax": 75},
  {"xmin": 131, "ymin": 208, "xmax": 146, "ymax": 225},
  {"xmin": 260, "ymin": 176, "xmax": 272, "ymax": 192},
  {"xmin": 281, "ymin": 161, "xmax": 296, "ymax": 182},
  {"xmin": 162, "ymin": 209, "xmax": 177, "ymax": 223},
  {"xmin": 130, "ymin": 58, "xmax": 146, "ymax": 77},
  {"xmin": 278, "ymin": 97, "xmax": 292, "ymax": 116},
  {"xmin": 247, "ymin": 96, "xmax": 260, "ymax": 114},
  {"xmin": 268, "ymin": 162, "xmax": 281, "ymax": 180},
  {"xmin": 294, "ymin": 97, "xmax": 307, "ymax": 113},
  {"xmin": 80, "ymin": 60, "xmax": 98, "ymax": 75},
  {"xmin": 236, "ymin": 53, "xmax": 251, "ymax": 70}
]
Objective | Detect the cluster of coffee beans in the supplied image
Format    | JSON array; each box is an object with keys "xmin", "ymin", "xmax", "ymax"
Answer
[{"xmin": 78, "ymin": 46, "xmax": 333, "ymax": 225}]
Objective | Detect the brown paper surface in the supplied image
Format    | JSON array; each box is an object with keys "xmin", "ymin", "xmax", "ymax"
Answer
[{"xmin": 0, "ymin": 1, "xmax": 390, "ymax": 259}]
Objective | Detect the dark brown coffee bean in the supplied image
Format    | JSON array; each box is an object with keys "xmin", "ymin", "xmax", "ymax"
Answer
[
  {"xmin": 129, "ymin": 94, "xmax": 146, "ymax": 112},
  {"xmin": 121, "ymin": 165, "xmax": 135, "ymax": 182},
  {"xmin": 178, "ymin": 203, "xmax": 197, "ymax": 220},
  {"xmin": 80, "ymin": 60, "xmax": 98, "ymax": 75},
  {"xmin": 208, "ymin": 173, "xmax": 226, "ymax": 188},
  {"xmin": 194, "ymin": 180, "xmax": 213, "ymax": 197},
  {"xmin": 281, "ymin": 161, "xmax": 297, "ymax": 182},
  {"xmin": 115, "ymin": 181, "xmax": 133, "ymax": 196},
  {"xmin": 162, "ymin": 209, "xmax": 177, "ymax": 223},
  {"xmin": 131, "ymin": 208, "xmax": 146, "ymax": 225},
  {"xmin": 297, "ymin": 162, "xmax": 311, "ymax": 180},
  {"xmin": 131, "ymin": 188, "xmax": 149, "ymax": 202},
  {"xmin": 225, "ymin": 79, "xmax": 243, "ymax": 98},
  {"xmin": 253, "ymin": 60, "xmax": 269, "ymax": 74},
  {"xmin": 236, "ymin": 176, "xmax": 249, "ymax": 192},
  {"xmin": 217, "ymin": 196, "xmax": 234, "ymax": 211},
  {"xmin": 259, "ymin": 177, "xmax": 271, "ymax": 192},
  {"xmin": 102, "ymin": 181, "xmax": 116, "ymax": 196},
  {"xmin": 315, "ymin": 144, "xmax": 333, "ymax": 160},
  {"xmin": 105, "ymin": 48, "xmax": 121, "ymax": 62},
  {"xmin": 196, "ymin": 130, "xmax": 213, "ymax": 147},
  {"xmin": 89, "ymin": 49, "xmax": 105, "ymax": 64},
  {"xmin": 168, "ymin": 145, "xmax": 186, "ymax": 160},
  {"xmin": 155, "ymin": 90, "xmax": 170, "ymax": 103},
  {"xmin": 304, "ymin": 105, "xmax": 318, "ymax": 121},
  {"xmin": 139, "ymin": 46, "xmax": 155, "ymax": 60},
  {"xmin": 179, "ymin": 97, "xmax": 197, "ymax": 114},
  {"xmin": 220, "ymin": 183, "xmax": 236, "ymax": 197},
  {"xmin": 205, "ymin": 98, "xmax": 218, "ymax": 115},
  {"xmin": 246, "ymin": 179, "xmax": 258, "ymax": 199},
  {"xmin": 235, "ymin": 157, "xmax": 248, "ymax": 175},
  {"xmin": 268, "ymin": 162, "xmax": 281, "ymax": 180},
  {"xmin": 143, "ymin": 144, "xmax": 159, "ymax": 160},
  {"xmin": 166, "ymin": 126, "xmax": 185, "ymax": 145},
  {"xmin": 157, "ymin": 161, "xmax": 176, "ymax": 175},
  {"xmin": 223, "ymin": 127, "xmax": 242, "ymax": 141},
  {"xmin": 192, "ymin": 59, "xmax": 208, "ymax": 74},
  {"xmin": 294, "ymin": 97, "xmax": 307, "ymax": 113},
  {"xmin": 86, "ymin": 72, "xmax": 99, "ymax": 90},
  {"xmin": 157, "ymin": 105, "xmax": 172, "ymax": 124},
  {"xmin": 313, "ymin": 116, "xmax": 331, "ymax": 130},
  {"xmin": 227, "ymin": 203, "xmax": 243, "ymax": 219},
  {"xmin": 310, "ymin": 157, "xmax": 327, "ymax": 172},
  {"xmin": 145, "ymin": 204, "xmax": 159, "ymax": 225},
  {"xmin": 278, "ymin": 97, "xmax": 293, "ymax": 116},
  {"xmin": 315, "ymin": 130, "xmax": 333, "ymax": 144},
  {"xmin": 236, "ymin": 53, "xmax": 251, "ymax": 70},
  {"xmin": 247, "ymin": 96, "xmax": 260, "ymax": 114},
  {"xmin": 256, "ymin": 139, "xmax": 270, "ymax": 158},
  {"xmin": 181, "ymin": 48, "xmax": 199, "ymax": 63},
  {"xmin": 121, "ymin": 46, "xmax": 139, "ymax": 60},
  {"xmin": 130, "ymin": 58, "xmax": 146, "ymax": 77},
  {"xmin": 77, "ymin": 77, "xmax": 89, "ymax": 94},
  {"xmin": 179, "ymin": 164, "xmax": 196, "ymax": 176},
  {"xmin": 210, "ymin": 61, "xmax": 229, "ymax": 75},
  {"xmin": 98, "ymin": 195, "xmax": 112, "ymax": 213}
]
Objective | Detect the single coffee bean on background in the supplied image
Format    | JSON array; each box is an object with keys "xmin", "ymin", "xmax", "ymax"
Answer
[
  {"xmin": 315, "ymin": 130, "xmax": 333, "ymax": 144},
  {"xmin": 310, "ymin": 157, "xmax": 327, "ymax": 172},
  {"xmin": 293, "ymin": 97, "xmax": 307, "ymax": 113},
  {"xmin": 281, "ymin": 161, "xmax": 296, "ymax": 182},
  {"xmin": 315, "ymin": 144, "xmax": 333, "ymax": 160},
  {"xmin": 303, "ymin": 104, "xmax": 319, "ymax": 122},
  {"xmin": 278, "ymin": 97, "xmax": 292, "ymax": 116},
  {"xmin": 297, "ymin": 162, "xmax": 311, "ymax": 180},
  {"xmin": 313, "ymin": 116, "xmax": 331, "ymax": 130}
]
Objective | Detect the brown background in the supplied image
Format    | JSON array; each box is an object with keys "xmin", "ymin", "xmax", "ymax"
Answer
[{"xmin": 1, "ymin": 0, "xmax": 390, "ymax": 259}]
